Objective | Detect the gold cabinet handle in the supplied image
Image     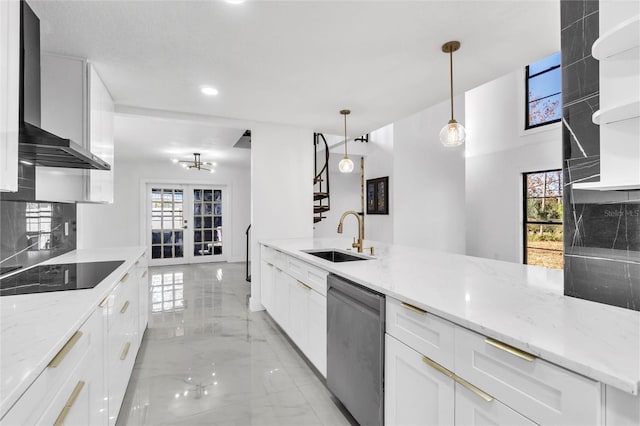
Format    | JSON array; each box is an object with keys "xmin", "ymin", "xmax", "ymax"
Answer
[
  {"xmin": 53, "ymin": 381, "xmax": 85, "ymax": 426},
  {"xmin": 121, "ymin": 342, "xmax": 131, "ymax": 360},
  {"xmin": 297, "ymin": 280, "xmax": 312, "ymax": 290},
  {"xmin": 120, "ymin": 272, "xmax": 130, "ymax": 283},
  {"xmin": 422, "ymin": 356, "xmax": 454, "ymax": 379},
  {"xmin": 401, "ymin": 302, "xmax": 427, "ymax": 315},
  {"xmin": 485, "ymin": 338, "xmax": 536, "ymax": 362},
  {"xmin": 49, "ymin": 331, "xmax": 83, "ymax": 368},
  {"xmin": 141, "ymin": 270, "xmax": 148, "ymax": 278},
  {"xmin": 454, "ymin": 375, "xmax": 493, "ymax": 402},
  {"xmin": 98, "ymin": 296, "xmax": 109, "ymax": 308},
  {"xmin": 135, "ymin": 260, "xmax": 139, "ymax": 265},
  {"xmin": 120, "ymin": 300, "xmax": 130, "ymax": 314}
]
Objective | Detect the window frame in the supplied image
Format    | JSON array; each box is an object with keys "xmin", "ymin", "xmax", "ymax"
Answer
[
  {"xmin": 524, "ymin": 57, "xmax": 562, "ymax": 130},
  {"xmin": 522, "ymin": 169, "xmax": 563, "ymax": 268}
]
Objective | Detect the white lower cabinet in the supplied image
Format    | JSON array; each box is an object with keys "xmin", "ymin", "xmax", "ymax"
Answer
[
  {"xmin": 136, "ymin": 254, "xmax": 149, "ymax": 344},
  {"xmin": 307, "ymin": 288, "xmax": 327, "ymax": 376},
  {"xmin": 260, "ymin": 246, "xmax": 327, "ymax": 377},
  {"xmin": 260, "ymin": 261, "xmax": 274, "ymax": 312},
  {"xmin": 385, "ymin": 334, "xmax": 454, "ymax": 426},
  {"xmin": 455, "ymin": 382, "xmax": 536, "ymax": 426}
]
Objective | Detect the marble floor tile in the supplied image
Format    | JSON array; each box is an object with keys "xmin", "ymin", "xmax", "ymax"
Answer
[{"xmin": 117, "ymin": 263, "xmax": 351, "ymax": 426}]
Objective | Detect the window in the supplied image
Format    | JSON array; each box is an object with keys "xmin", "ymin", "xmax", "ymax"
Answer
[
  {"xmin": 25, "ymin": 203, "xmax": 52, "ymax": 250},
  {"xmin": 524, "ymin": 170, "xmax": 563, "ymax": 269},
  {"xmin": 525, "ymin": 52, "xmax": 562, "ymax": 129}
]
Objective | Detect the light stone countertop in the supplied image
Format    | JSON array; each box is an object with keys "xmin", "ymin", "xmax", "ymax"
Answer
[
  {"xmin": 0, "ymin": 246, "xmax": 145, "ymax": 419},
  {"xmin": 261, "ymin": 237, "xmax": 640, "ymax": 395}
]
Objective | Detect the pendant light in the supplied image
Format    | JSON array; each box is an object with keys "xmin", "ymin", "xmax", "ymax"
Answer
[
  {"xmin": 172, "ymin": 153, "xmax": 216, "ymax": 173},
  {"xmin": 338, "ymin": 109, "xmax": 354, "ymax": 173},
  {"xmin": 439, "ymin": 41, "xmax": 466, "ymax": 147}
]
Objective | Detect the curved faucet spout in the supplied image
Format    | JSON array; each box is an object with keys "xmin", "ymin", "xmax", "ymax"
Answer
[{"xmin": 337, "ymin": 210, "xmax": 364, "ymax": 253}]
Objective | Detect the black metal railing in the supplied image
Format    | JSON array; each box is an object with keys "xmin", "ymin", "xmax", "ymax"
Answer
[{"xmin": 245, "ymin": 224, "xmax": 251, "ymax": 282}]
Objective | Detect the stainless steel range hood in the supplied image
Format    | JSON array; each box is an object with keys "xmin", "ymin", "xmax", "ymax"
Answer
[
  {"xmin": 19, "ymin": 122, "xmax": 110, "ymax": 170},
  {"xmin": 17, "ymin": 0, "xmax": 110, "ymax": 171}
]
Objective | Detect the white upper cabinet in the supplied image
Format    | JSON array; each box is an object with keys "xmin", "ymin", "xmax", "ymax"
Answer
[
  {"xmin": 0, "ymin": 0, "xmax": 20, "ymax": 192},
  {"xmin": 38, "ymin": 54, "xmax": 114, "ymax": 203}
]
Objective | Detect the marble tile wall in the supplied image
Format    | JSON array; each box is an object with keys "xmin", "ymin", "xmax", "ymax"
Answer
[
  {"xmin": 0, "ymin": 199, "xmax": 76, "ymax": 273},
  {"xmin": 561, "ymin": 0, "xmax": 640, "ymax": 311}
]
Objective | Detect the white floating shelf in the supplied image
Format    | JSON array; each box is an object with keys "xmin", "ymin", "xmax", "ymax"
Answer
[
  {"xmin": 592, "ymin": 15, "xmax": 640, "ymax": 60},
  {"xmin": 592, "ymin": 99, "xmax": 640, "ymax": 125},
  {"xmin": 573, "ymin": 181, "xmax": 640, "ymax": 191}
]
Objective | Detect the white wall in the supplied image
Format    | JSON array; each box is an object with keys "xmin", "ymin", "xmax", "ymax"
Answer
[
  {"xmin": 464, "ymin": 70, "xmax": 562, "ymax": 262},
  {"xmin": 250, "ymin": 123, "xmax": 313, "ymax": 311},
  {"xmin": 364, "ymin": 124, "xmax": 394, "ymax": 243},
  {"xmin": 77, "ymin": 158, "xmax": 250, "ymax": 262},
  {"xmin": 393, "ymin": 96, "xmax": 466, "ymax": 254}
]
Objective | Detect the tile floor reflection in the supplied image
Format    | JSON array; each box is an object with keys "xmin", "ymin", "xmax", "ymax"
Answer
[{"xmin": 117, "ymin": 263, "xmax": 351, "ymax": 426}]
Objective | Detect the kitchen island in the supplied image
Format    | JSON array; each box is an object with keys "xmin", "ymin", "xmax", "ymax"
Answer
[
  {"xmin": 260, "ymin": 237, "xmax": 640, "ymax": 425},
  {"xmin": 0, "ymin": 247, "xmax": 147, "ymax": 425}
]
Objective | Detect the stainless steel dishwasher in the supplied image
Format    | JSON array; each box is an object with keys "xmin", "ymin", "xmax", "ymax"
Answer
[{"xmin": 327, "ymin": 274, "xmax": 385, "ymax": 426}]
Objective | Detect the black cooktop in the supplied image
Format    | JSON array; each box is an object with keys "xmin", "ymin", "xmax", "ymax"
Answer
[{"xmin": 0, "ymin": 261, "xmax": 125, "ymax": 297}]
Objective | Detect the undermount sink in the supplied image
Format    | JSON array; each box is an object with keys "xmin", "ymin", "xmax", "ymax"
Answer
[{"xmin": 302, "ymin": 249, "xmax": 371, "ymax": 263}]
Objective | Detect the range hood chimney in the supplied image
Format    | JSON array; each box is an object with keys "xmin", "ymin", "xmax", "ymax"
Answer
[{"xmin": 17, "ymin": 0, "xmax": 110, "ymax": 171}]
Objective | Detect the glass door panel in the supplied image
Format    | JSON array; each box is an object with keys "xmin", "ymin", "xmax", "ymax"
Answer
[
  {"xmin": 151, "ymin": 188, "xmax": 184, "ymax": 261},
  {"xmin": 192, "ymin": 188, "xmax": 223, "ymax": 258}
]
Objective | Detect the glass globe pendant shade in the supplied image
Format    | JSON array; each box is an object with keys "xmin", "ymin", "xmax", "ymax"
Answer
[
  {"xmin": 439, "ymin": 119, "xmax": 466, "ymax": 147},
  {"xmin": 338, "ymin": 156, "xmax": 354, "ymax": 173}
]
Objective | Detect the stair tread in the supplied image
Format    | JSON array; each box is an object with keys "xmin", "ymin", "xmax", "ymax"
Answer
[
  {"xmin": 314, "ymin": 206, "xmax": 330, "ymax": 213},
  {"xmin": 314, "ymin": 192, "xmax": 329, "ymax": 201}
]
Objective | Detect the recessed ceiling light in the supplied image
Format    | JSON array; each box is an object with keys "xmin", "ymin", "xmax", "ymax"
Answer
[
  {"xmin": 200, "ymin": 86, "xmax": 219, "ymax": 96},
  {"xmin": 225, "ymin": 0, "xmax": 245, "ymax": 4}
]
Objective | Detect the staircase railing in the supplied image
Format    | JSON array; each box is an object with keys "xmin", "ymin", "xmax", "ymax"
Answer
[
  {"xmin": 313, "ymin": 133, "xmax": 331, "ymax": 223},
  {"xmin": 245, "ymin": 224, "xmax": 251, "ymax": 282}
]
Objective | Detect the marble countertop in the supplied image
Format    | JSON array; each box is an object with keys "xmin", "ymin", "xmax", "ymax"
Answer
[
  {"xmin": 0, "ymin": 247, "xmax": 145, "ymax": 419},
  {"xmin": 261, "ymin": 237, "xmax": 640, "ymax": 395}
]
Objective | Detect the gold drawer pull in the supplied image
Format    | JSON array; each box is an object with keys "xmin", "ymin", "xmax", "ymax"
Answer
[
  {"xmin": 53, "ymin": 380, "xmax": 85, "ymax": 426},
  {"xmin": 297, "ymin": 280, "xmax": 312, "ymax": 290},
  {"xmin": 141, "ymin": 270, "xmax": 148, "ymax": 278},
  {"xmin": 121, "ymin": 342, "xmax": 131, "ymax": 360},
  {"xmin": 485, "ymin": 338, "xmax": 536, "ymax": 362},
  {"xmin": 422, "ymin": 356, "xmax": 454, "ymax": 379},
  {"xmin": 49, "ymin": 331, "xmax": 83, "ymax": 368},
  {"xmin": 98, "ymin": 296, "xmax": 109, "ymax": 308},
  {"xmin": 120, "ymin": 272, "xmax": 130, "ymax": 282},
  {"xmin": 135, "ymin": 260, "xmax": 139, "ymax": 265},
  {"xmin": 120, "ymin": 300, "xmax": 130, "ymax": 314},
  {"xmin": 401, "ymin": 302, "xmax": 427, "ymax": 315},
  {"xmin": 454, "ymin": 375, "xmax": 493, "ymax": 402}
]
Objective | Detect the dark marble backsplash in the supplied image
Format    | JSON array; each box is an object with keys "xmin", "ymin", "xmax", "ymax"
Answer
[
  {"xmin": 0, "ymin": 200, "xmax": 76, "ymax": 274},
  {"xmin": 561, "ymin": 0, "xmax": 640, "ymax": 311}
]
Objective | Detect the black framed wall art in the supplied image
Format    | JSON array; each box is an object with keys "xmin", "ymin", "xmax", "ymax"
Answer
[{"xmin": 366, "ymin": 176, "xmax": 389, "ymax": 215}]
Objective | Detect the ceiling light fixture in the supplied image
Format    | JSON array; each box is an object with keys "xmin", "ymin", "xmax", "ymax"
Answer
[
  {"xmin": 338, "ymin": 109, "xmax": 354, "ymax": 173},
  {"xmin": 225, "ymin": 0, "xmax": 245, "ymax": 4},
  {"xmin": 201, "ymin": 86, "xmax": 219, "ymax": 96},
  {"xmin": 174, "ymin": 153, "xmax": 216, "ymax": 172},
  {"xmin": 439, "ymin": 41, "xmax": 466, "ymax": 147}
]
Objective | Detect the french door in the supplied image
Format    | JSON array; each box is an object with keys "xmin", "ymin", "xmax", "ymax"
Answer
[{"xmin": 147, "ymin": 184, "xmax": 226, "ymax": 265}]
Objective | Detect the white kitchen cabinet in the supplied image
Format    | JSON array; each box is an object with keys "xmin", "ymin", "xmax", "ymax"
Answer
[
  {"xmin": 260, "ymin": 261, "xmax": 274, "ymax": 312},
  {"xmin": 136, "ymin": 254, "xmax": 149, "ymax": 343},
  {"xmin": 0, "ymin": 309, "xmax": 106, "ymax": 426},
  {"xmin": 455, "ymin": 381, "xmax": 536, "ymax": 426},
  {"xmin": 306, "ymin": 288, "xmax": 327, "ymax": 376},
  {"xmin": 385, "ymin": 334, "xmax": 454, "ymax": 426},
  {"xmin": 38, "ymin": 54, "xmax": 114, "ymax": 203},
  {"xmin": 272, "ymin": 267, "xmax": 290, "ymax": 333},
  {"xmin": 0, "ymin": 0, "xmax": 19, "ymax": 192},
  {"xmin": 288, "ymin": 278, "xmax": 309, "ymax": 351},
  {"xmin": 454, "ymin": 326, "xmax": 601, "ymax": 426}
]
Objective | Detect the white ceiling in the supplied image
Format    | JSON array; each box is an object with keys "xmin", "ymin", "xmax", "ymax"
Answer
[
  {"xmin": 30, "ymin": 0, "xmax": 560, "ymax": 139},
  {"xmin": 115, "ymin": 114, "xmax": 250, "ymax": 166}
]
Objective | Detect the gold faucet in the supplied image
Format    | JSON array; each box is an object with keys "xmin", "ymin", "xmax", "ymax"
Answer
[{"xmin": 337, "ymin": 210, "xmax": 364, "ymax": 253}]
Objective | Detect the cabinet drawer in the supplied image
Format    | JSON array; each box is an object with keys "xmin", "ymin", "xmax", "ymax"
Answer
[
  {"xmin": 386, "ymin": 297, "xmax": 455, "ymax": 370},
  {"xmin": 261, "ymin": 245, "xmax": 275, "ymax": 263},
  {"xmin": 285, "ymin": 256, "xmax": 328, "ymax": 296},
  {"xmin": 106, "ymin": 273, "xmax": 138, "ymax": 335},
  {"xmin": 1, "ymin": 310, "xmax": 101, "ymax": 425},
  {"xmin": 455, "ymin": 327, "xmax": 601, "ymax": 425},
  {"xmin": 455, "ymin": 380, "xmax": 536, "ymax": 426}
]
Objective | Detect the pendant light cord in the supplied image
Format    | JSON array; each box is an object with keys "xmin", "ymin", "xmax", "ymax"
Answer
[
  {"xmin": 449, "ymin": 50, "xmax": 454, "ymax": 121},
  {"xmin": 344, "ymin": 113, "xmax": 348, "ymax": 157}
]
